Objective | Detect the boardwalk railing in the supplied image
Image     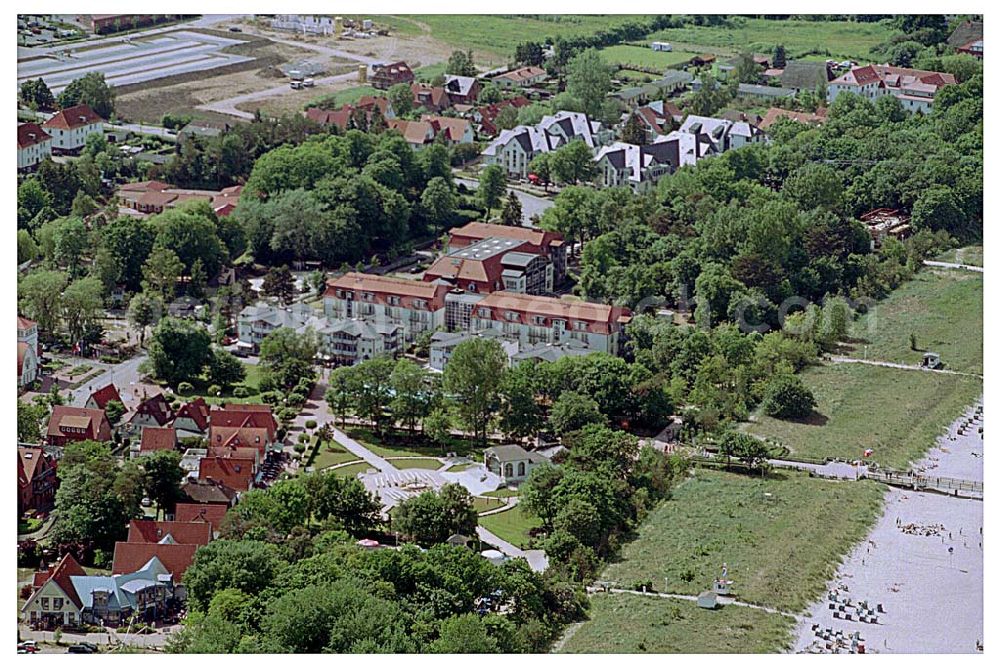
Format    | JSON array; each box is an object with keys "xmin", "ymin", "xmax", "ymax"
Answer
[{"xmin": 867, "ymin": 469, "xmax": 983, "ymax": 495}]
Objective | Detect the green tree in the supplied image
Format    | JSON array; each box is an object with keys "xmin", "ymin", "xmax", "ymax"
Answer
[
  {"xmin": 446, "ymin": 49, "xmax": 478, "ymax": 77},
  {"xmin": 141, "ymin": 450, "xmax": 184, "ymax": 518},
  {"xmin": 184, "ymin": 540, "xmax": 286, "ymax": 612},
  {"xmin": 761, "ymin": 374, "xmax": 817, "ymax": 419},
  {"xmin": 494, "ymin": 104, "xmax": 519, "ymax": 131},
  {"xmin": 772, "ymin": 44, "xmax": 787, "ymax": 68},
  {"xmin": 18, "ymin": 269, "xmax": 69, "ymax": 335},
  {"xmin": 527, "ymin": 153, "xmax": 554, "ymax": 190},
  {"xmin": 420, "ymin": 176, "xmax": 456, "ymax": 226},
  {"xmin": 498, "ymin": 363, "xmax": 542, "ymax": 441},
  {"xmin": 620, "ymin": 112, "xmax": 647, "ymax": 145},
  {"xmin": 443, "ymin": 337, "xmax": 507, "ymax": 445},
  {"xmin": 148, "ymin": 317, "xmax": 213, "ymax": 386},
  {"xmin": 551, "ymin": 140, "xmax": 597, "ymax": 185},
  {"xmin": 390, "ymin": 358, "xmax": 434, "ymax": 435},
  {"xmin": 499, "ymin": 191, "xmax": 522, "ymax": 226},
  {"xmin": 734, "ymin": 50, "xmax": 762, "ymax": 84},
  {"xmin": 208, "ymin": 348, "xmax": 246, "ymax": 389},
  {"xmin": 261, "ymin": 265, "xmax": 296, "ymax": 305},
  {"xmin": 127, "ymin": 292, "xmax": 163, "ymax": 347},
  {"xmin": 98, "ymin": 216, "xmax": 156, "ymax": 292},
  {"xmin": 142, "ymin": 247, "xmax": 184, "ymax": 300},
  {"xmin": 258, "ymin": 327, "xmax": 317, "ymax": 391},
  {"xmin": 393, "ymin": 483, "xmax": 478, "ymax": 546},
  {"xmin": 57, "ymin": 72, "xmax": 115, "ymax": 118},
  {"xmin": 387, "ymin": 83, "xmax": 414, "ymax": 117},
  {"xmin": 429, "ymin": 614, "xmax": 500, "ymax": 653},
  {"xmin": 423, "ymin": 408, "xmax": 452, "ymax": 453},
  {"xmin": 19, "ymin": 78, "xmax": 56, "ymax": 110},
  {"xmin": 478, "ymin": 165, "xmax": 506, "ymax": 217},
  {"xmin": 549, "ymin": 390, "xmax": 606, "ymax": 436},
  {"xmin": 566, "ymin": 48, "xmax": 613, "ymax": 118},
  {"xmin": 62, "ymin": 276, "xmax": 104, "ymax": 343},
  {"xmin": 18, "ymin": 178, "xmax": 52, "ymax": 228},
  {"xmin": 17, "ymin": 230, "xmax": 39, "ymax": 265},
  {"xmin": 17, "ymin": 400, "xmax": 47, "ymax": 443},
  {"xmin": 105, "ymin": 400, "xmax": 126, "ymax": 425},
  {"xmin": 152, "ymin": 206, "xmax": 228, "ymax": 278}
]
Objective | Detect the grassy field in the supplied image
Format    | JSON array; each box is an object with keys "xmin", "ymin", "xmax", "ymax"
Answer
[
  {"xmin": 598, "ymin": 469, "xmax": 883, "ymax": 613},
  {"xmin": 345, "ymin": 427, "xmax": 484, "ymax": 459},
  {"xmin": 646, "ymin": 17, "xmax": 898, "ymax": 61},
  {"xmin": 390, "ymin": 458, "xmax": 443, "ymax": 470},
  {"xmin": 600, "ymin": 44, "xmax": 697, "ymax": 69},
  {"xmin": 401, "ymin": 15, "xmax": 652, "ymax": 61},
  {"xmin": 312, "ymin": 442, "xmax": 359, "ymax": 470},
  {"xmin": 478, "ymin": 504, "xmax": 541, "ymax": 549},
  {"xmin": 744, "ymin": 364, "xmax": 982, "ymax": 467},
  {"xmin": 559, "ymin": 593, "xmax": 796, "ymax": 653},
  {"xmin": 846, "ymin": 269, "xmax": 983, "ymax": 374},
  {"xmin": 935, "ymin": 245, "xmax": 983, "ymax": 267}
]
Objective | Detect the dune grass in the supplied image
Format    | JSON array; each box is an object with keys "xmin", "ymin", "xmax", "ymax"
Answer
[
  {"xmin": 845, "ymin": 269, "xmax": 982, "ymax": 374},
  {"xmin": 598, "ymin": 469, "xmax": 884, "ymax": 613},
  {"xmin": 559, "ymin": 593, "xmax": 795, "ymax": 653}
]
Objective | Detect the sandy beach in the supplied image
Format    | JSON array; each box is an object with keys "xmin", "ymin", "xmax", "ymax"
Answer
[{"xmin": 793, "ymin": 399, "xmax": 983, "ymax": 654}]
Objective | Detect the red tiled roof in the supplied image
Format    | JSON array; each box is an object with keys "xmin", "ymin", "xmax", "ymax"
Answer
[
  {"xmin": 18, "ymin": 123, "xmax": 52, "ymax": 149},
  {"xmin": 139, "ymin": 426, "xmax": 177, "ymax": 452},
  {"xmin": 420, "ymin": 114, "xmax": 471, "ymax": 142},
  {"xmin": 43, "ymin": 104, "xmax": 103, "ymax": 130},
  {"xmin": 759, "ymin": 107, "xmax": 828, "ymax": 130},
  {"xmin": 497, "ymin": 66, "xmax": 546, "ymax": 83},
  {"xmin": 175, "ymin": 397, "xmax": 210, "ymax": 432},
  {"xmin": 326, "ymin": 272, "xmax": 451, "ymax": 311},
  {"xmin": 387, "ymin": 118, "xmax": 435, "ymax": 145},
  {"xmin": 473, "ymin": 292, "xmax": 630, "ymax": 334},
  {"xmin": 36, "ymin": 553, "xmax": 87, "ymax": 608},
  {"xmin": 47, "ymin": 405, "xmax": 112, "ymax": 442},
  {"xmin": 112, "ymin": 542, "xmax": 199, "ymax": 578},
  {"xmin": 180, "ymin": 478, "xmax": 237, "ymax": 505},
  {"xmin": 18, "ymin": 445, "xmax": 51, "ymax": 485},
  {"xmin": 450, "ymin": 222, "xmax": 564, "ymax": 251},
  {"xmin": 198, "ymin": 456, "xmax": 255, "ymax": 492},
  {"xmin": 127, "ymin": 519, "xmax": 211, "ymax": 546},
  {"xmin": 119, "ymin": 180, "xmax": 171, "ymax": 192},
  {"xmin": 174, "ymin": 502, "xmax": 229, "ymax": 531},
  {"xmin": 88, "ymin": 383, "xmax": 122, "ymax": 410},
  {"xmin": 208, "ymin": 446, "xmax": 259, "ymax": 462},
  {"xmin": 134, "ymin": 393, "xmax": 173, "ymax": 426}
]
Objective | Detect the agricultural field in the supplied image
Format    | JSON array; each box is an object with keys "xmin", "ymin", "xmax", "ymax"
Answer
[
  {"xmin": 600, "ymin": 44, "xmax": 697, "ymax": 69},
  {"xmin": 846, "ymin": 268, "xmax": 983, "ymax": 374},
  {"xmin": 400, "ymin": 14, "xmax": 652, "ymax": 62},
  {"xmin": 596, "ymin": 469, "xmax": 884, "ymax": 613},
  {"xmin": 645, "ymin": 17, "xmax": 899, "ymax": 61},
  {"xmin": 477, "ymin": 504, "xmax": 541, "ymax": 549},
  {"xmin": 744, "ymin": 364, "xmax": 982, "ymax": 467},
  {"xmin": 559, "ymin": 593, "xmax": 795, "ymax": 653}
]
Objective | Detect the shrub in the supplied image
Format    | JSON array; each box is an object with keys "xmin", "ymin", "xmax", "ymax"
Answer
[
  {"xmin": 762, "ymin": 374, "xmax": 817, "ymax": 419},
  {"xmin": 206, "ymin": 384, "xmax": 222, "ymax": 397},
  {"xmin": 287, "ymin": 391, "xmax": 307, "ymax": 407},
  {"xmin": 171, "ymin": 400, "xmax": 181, "ymax": 411},
  {"xmin": 233, "ymin": 386, "xmax": 251, "ymax": 398},
  {"xmin": 305, "ymin": 419, "xmax": 318, "ymax": 430},
  {"xmin": 177, "ymin": 381, "xmax": 194, "ymax": 395},
  {"xmin": 293, "ymin": 443, "xmax": 306, "ymax": 454},
  {"xmin": 260, "ymin": 391, "xmax": 282, "ymax": 405}
]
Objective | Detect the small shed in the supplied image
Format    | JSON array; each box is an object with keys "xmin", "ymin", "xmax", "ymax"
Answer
[
  {"xmin": 446, "ymin": 533, "xmax": 472, "ymax": 548},
  {"xmin": 697, "ymin": 590, "xmax": 720, "ymax": 609},
  {"xmin": 922, "ymin": 352, "xmax": 942, "ymax": 369}
]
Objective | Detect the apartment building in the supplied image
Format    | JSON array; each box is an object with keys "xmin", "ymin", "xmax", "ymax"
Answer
[
  {"xmin": 448, "ymin": 222, "xmax": 568, "ymax": 285},
  {"xmin": 423, "ymin": 237, "xmax": 553, "ymax": 295},
  {"xmin": 324, "ymin": 272, "xmax": 450, "ymax": 342}
]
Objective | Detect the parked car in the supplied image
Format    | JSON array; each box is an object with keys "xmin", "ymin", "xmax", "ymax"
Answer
[
  {"xmin": 67, "ymin": 644, "xmax": 98, "ymax": 654},
  {"xmin": 18, "ymin": 641, "xmax": 39, "ymax": 653},
  {"xmin": 141, "ymin": 497, "xmax": 153, "ymax": 508},
  {"xmin": 228, "ymin": 26, "xmax": 242, "ymax": 32}
]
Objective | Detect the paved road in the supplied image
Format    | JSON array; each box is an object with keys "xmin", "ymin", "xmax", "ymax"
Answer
[
  {"xmin": 454, "ymin": 176, "xmax": 555, "ymax": 226},
  {"xmin": 923, "ymin": 260, "xmax": 983, "ymax": 273},
  {"xmin": 67, "ymin": 353, "xmax": 148, "ymax": 407}
]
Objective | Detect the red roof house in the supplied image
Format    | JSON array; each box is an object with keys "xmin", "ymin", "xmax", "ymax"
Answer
[
  {"xmin": 198, "ymin": 456, "xmax": 256, "ymax": 492},
  {"xmin": 46, "ymin": 405, "xmax": 113, "ymax": 446},
  {"xmin": 127, "ymin": 519, "xmax": 212, "ymax": 546},
  {"xmin": 111, "ymin": 542, "xmax": 199, "ymax": 578},
  {"xmin": 86, "ymin": 383, "xmax": 123, "ymax": 411}
]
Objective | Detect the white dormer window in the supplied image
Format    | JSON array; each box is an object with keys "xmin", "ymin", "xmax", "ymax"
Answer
[
  {"xmin": 574, "ymin": 321, "xmax": 587, "ymax": 331},
  {"xmin": 477, "ymin": 308, "xmax": 490, "ymax": 317},
  {"xmin": 506, "ymin": 311, "xmax": 519, "ymax": 322},
  {"xmin": 388, "ymin": 296, "xmax": 401, "ymax": 306},
  {"xmin": 363, "ymin": 292, "xmax": 374, "ymax": 302},
  {"xmin": 533, "ymin": 315, "xmax": 546, "ymax": 325}
]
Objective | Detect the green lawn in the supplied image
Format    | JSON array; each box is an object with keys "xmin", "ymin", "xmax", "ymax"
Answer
[
  {"xmin": 600, "ymin": 44, "xmax": 698, "ymax": 69},
  {"xmin": 559, "ymin": 593, "xmax": 795, "ymax": 653},
  {"xmin": 598, "ymin": 469, "xmax": 883, "ymax": 613},
  {"xmin": 935, "ymin": 245, "xmax": 983, "ymax": 267},
  {"xmin": 846, "ymin": 269, "xmax": 983, "ymax": 374},
  {"xmin": 329, "ymin": 461, "xmax": 376, "ymax": 479},
  {"xmin": 473, "ymin": 496, "xmax": 510, "ymax": 514},
  {"xmin": 484, "ymin": 487, "xmax": 519, "ymax": 499},
  {"xmin": 346, "ymin": 427, "xmax": 483, "ymax": 459},
  {"xmin": 187, "ymin": 362, "xmax": 263, "ymax": 405},
  {"xmin": 18, "ymin": 518, "xmax": 43, "ymax": 534},
  {"xmin": 478, "ymin": 504, "xmax": 541, "ymax": 549},
  {"xmin": 445, "ymin": 462, "xmax": 477, "ymax": 473},
  {"xmin": 745, "ymin": 363, "xmax": 981, "ymax": 468},
  {"xmin": 646, "ymin": 17, "xmax": 899, "ymax": 61},
  {"xmin": 390, "ymin": 458, "xmax": 443, "ymax": 471},
  {"xmin": 401, "ymin": 15, "xmax": 653, "ymax": 62},
  {"xmin": 312, "ymin": 442, "xmax": 360, "ymax": 470}
]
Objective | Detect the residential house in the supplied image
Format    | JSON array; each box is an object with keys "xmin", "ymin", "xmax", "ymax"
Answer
[
  {"xmin": 512, "ymin": 337, "xmax": 593, "ymax": 364},
  {"xmin": 127, "ymin": 519, "xmax": 212, "ymax": 546},
  {"xmin": 484, "ymin": 444, "xmax": 547, "ymax": 484},
  {"xmin": 17, "ymin": 315, "xmax": 39, "ymax": 355},
  {"xmin": 420, "ymin": 115, "xmax": 475, "ymax": 144},
  {"xmin": 85, "ymin": 383, "xmax": 122, "ymax": 411},
  {"xmin": 469, "ymin": 292, "xmax": 631, "ymax": 355},
  {"xmin": 827, "ymin": 64, "xmax": 956, "ymax": 113},
  {"xmin": 130, "ymin": 426, "xmax": 178, "ymax": 459},
  {"xmin": 387, "ymin": 118, "xmax": 439, "ymax": 150},
  {"xmin": 305, "ymin": 96, "xmax": 395, "ymax": 130},
  {"xmin": 779, "ymin": 60, "xmax": 832, "ymax": 93},
  {"xmin": 125, "ymin": 392, "xmax": 174, "ymax": 434},
  {"xmin": 956, "ymin": 39, "xmax": 983, "ymax": 59},
  {"xmin": 759, "ymin": 106, "xmax": 828, "ymax": 130},
  {"xmin": 179, "ymin": 477, "xmax": 238, "ymax": 507},
  {"xmin": 474, "ymin": 96, "xmax": 530, "ymax": 136},
  {"xmin": 448, "ymin": 222, "xmax": 568, "ymax": 285},
  {"xmin": 174, "ymin": 397, "xmax": 210, "ymax": 438},
  {"xmin": 17, "ymin": 123, "xmax": 53, "ymax": 171},
  {"xmin": 859, "ymin": 208, "xmax": 912, "ymax": 248},
  {"xmin": 689, "ymin": 54, "xmax": 717, "ymax": 67},
  {"xmin": 198, "ymin": 455, "xmax": 257, "ymax": 492},
  {"xmin": 482, "ymin": 111, "xmax": 610, "ymax": 178},
  {"xmin": 612, "ymin": 72, "xmax": 694, "ymax": 106},
  {"xmin": 111, "ymin": 542, "xmax": 199, "ymax": 579},
  {"xmin": 18, "ymin": 445, "xmax": 57, "ymax": 515},
  {"xmin": 443, "ymin": 74, "xmax": 480, "ymax": 105},
  {"xmin": 594, "ymin": 139, "xmax": 682, "ymax": 192},
  {"xmin": 117, "ymin": 180, "xmax": 243, "ymax": 217},
  {"xmin": 410, "ymin": 83, "xmax": 451, "ymax": 113},
  {"xmin": 678, "ymin": 114, "xmax": 765, "ymax": 152},
  {"xmin": 237, "ymin": 302, "xmax": 315, "ymax": 352},
  {"xmin": 622, "ymin": 100, "xmax": 684, "ymax": 142},
  {"xmin": 42, "ymin": 104, "xmax": 104, "ymax": 154},
  {"xmin": 46, "ymin": 405, "xmax": 113, "ymax": 446},
  {"xmin": 321, "ymin": 318, "xmax": 404, "ymax": 366},
  {"xmin": 370, "ymin": 61, "xmax": 415, "ymax": 90},
  {"xmin": 325, "ymin": 272, "xmax": 451, "ymax": 342},
  {"xmin": 22, "ymin": 553, "xmax": 178, "ymax": 629},
  {"xmin": 736, "ymin": 83, "xmax": 797, "ymax": 101},
  {"xmin": 208, "ymin": 404, "xmax": 280, "ymax": 453},
  {"xmin": 423, "ymin": 237, "xmax": 553, "ymax": 295},
  {"xmin": 492, "ymin": 65, "xmax": 547, "ymax": 88},
  {"xmin": 174, "ymin": 502, "xmax": 229, "ymax": 536}
]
